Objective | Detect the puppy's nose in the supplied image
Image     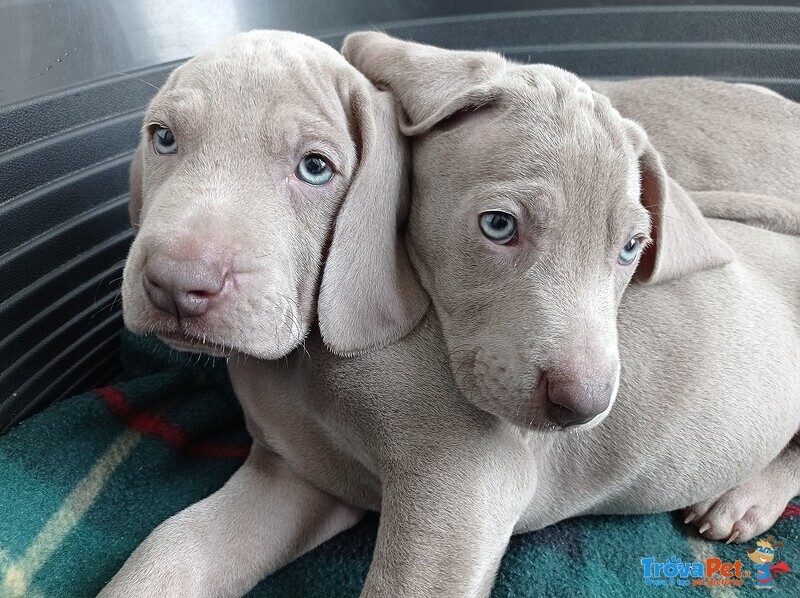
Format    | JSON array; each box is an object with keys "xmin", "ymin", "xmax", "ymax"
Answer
[
  {"xmin": 544, "ymin": 373, "xmax": 613, "ymax": 427},
  {"xmin": 143, "ymin": 253, "xmax": 228, "ymax": 319}
]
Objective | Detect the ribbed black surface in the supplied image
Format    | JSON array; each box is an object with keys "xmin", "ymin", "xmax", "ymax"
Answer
[
  {"xmin": 1, "ymin": 5, "xmax": 799, "ymax": 432},
  {"xmin": 322, "ymin": 6, "xmax": 800, "ymax": 99},
  {"xmin": 0, "ymin": 62, "xmax": 177, "ymax": 431}
]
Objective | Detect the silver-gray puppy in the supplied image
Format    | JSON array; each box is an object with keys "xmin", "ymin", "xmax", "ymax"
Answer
[{"xmin": 103, "ymin": 30, "xmax": 800, "ymax": 598}]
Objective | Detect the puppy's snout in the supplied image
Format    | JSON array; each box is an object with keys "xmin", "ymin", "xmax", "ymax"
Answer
[
  {"xmin": 543, "ymin": 372, "xmax": 614, "ymax": 427},
  {"xmin": 143, "ymin": 253, "xmax": 229, "ymax": 319}
]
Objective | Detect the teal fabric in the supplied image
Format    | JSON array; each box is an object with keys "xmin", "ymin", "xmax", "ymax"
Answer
[{"xmin": 1, "ymin": 331, "xmax": 796, "ymax": 597}]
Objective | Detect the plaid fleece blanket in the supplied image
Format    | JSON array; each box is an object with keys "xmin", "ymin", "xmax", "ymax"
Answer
[{"xmin": 1, "ymin": 332, "xmax": 797, "ymax": 597}]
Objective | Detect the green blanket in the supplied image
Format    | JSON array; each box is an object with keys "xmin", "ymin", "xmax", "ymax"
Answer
[{"xmin": 1, "ymin": 332, "xmax": 797, "ymax": 597}]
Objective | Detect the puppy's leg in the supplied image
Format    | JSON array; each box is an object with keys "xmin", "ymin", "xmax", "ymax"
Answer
[
  {"xmin": 99, "ymin": 443, "xmax": 364, "ymax": 597},
  {"xmin": 684, "ymin": 436, "xmax": 800, "ymax": 543},
  {"xmin": 361, "ymin": 444, "xmax": 533, "ymax": 598},
  {"xmin": 362, "ymin": 485, "xmax": 516, "ymax": 598}
]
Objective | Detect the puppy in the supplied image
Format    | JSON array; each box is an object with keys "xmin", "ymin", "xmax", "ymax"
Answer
[
  {"xmin": 105, "ymin": 30, "xmax": 426, "ymax": 597},
  {"xmin": 104, "ymin": 31, "xmax": 800, "ymax": 598}
]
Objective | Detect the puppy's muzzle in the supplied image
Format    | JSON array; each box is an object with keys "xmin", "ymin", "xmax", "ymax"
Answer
[
  {"xmin": 143, "ymin": 253, "xmax": 229, "ymax": 320},
  {"xmin": 542, "ymin": 372, "xmax": 614, "ymax": 427}
]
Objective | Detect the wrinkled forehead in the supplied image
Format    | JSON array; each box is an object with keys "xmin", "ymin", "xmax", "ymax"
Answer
[
  {"xmin": 439, "ymin": 90, "xmax": 637, "ymax": 196},
  {"xmin": 177, "ymin": 35, "xmax": 345, "ymax": 91},
  {"xmin": 140, "ymin": 36, "xmax": 362, "ymax": 174},
  {"xmin": 148, "ymin": 34, "xmax": 353, "ymax": 135},
  {"xmin": 502, "ymin": 72, "xmax": 633, "ymax": 171},
  {"xmin": 418, "ymin": 77, "xmax": 643, "ymax": 233}
]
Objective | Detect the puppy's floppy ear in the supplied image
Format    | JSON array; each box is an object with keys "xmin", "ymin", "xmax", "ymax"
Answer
[
  {"xmin": 128, "ymin": 143, "xmax": 145, "ymax": 233},
  {"xmin": 630, "ymin": 123, "xmax": 734, "ymax": 284},
  {"xmin": 316, "ymin": 86, "xmax": 429, "ymax": 356},
  {"xmin": 342, "ymin": 32, "xmax": 506, "ymax": 135}
]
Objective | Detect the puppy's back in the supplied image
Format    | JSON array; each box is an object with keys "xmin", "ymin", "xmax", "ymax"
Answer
[{"xmin": 590, "ymin": 77, "xmax": 800, "ymax": 201}]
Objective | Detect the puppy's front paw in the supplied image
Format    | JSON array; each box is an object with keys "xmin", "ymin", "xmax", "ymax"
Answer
[{"xmin": 683, "ymin": 480, "xmax": 790, "ymax": 543}]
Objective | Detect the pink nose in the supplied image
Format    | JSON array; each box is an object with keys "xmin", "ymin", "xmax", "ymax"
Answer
[
  {"xmin": 143, "ymin": 253, "xmax": 228, "ymax": 319},
  {"xmin": 544, "ymin": 372, "xmax": 614, "ymax": 427}
]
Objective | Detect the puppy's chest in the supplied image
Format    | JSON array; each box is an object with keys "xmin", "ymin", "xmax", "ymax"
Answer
[{"xmin": 228, "ymin": 351, "xmax": 385, "ymax": 510}]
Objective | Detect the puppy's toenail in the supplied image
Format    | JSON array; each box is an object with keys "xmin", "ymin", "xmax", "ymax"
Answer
[
  {"xmin": 699, "ymin": 523, "xmax": 711, "ymax": 535},
  {"xmin": 684, "ymin": 512, "xmax": 697, "ymax": 524},
  {"xmin": 726, "ymin": 531, "xmax": 740, "ymax": 544}
]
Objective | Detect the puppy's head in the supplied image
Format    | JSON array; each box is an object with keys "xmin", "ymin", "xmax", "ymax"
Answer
[
  {"xmin": 123, "ymin": 31, "xmax": 428, "ymax": 359},
  {"xmin": 344, "ymin": 33, "xmax": 733, "ymax": 431}
]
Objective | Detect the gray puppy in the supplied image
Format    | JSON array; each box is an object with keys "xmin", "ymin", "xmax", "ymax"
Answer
[{"xmin": 103, "ymin": 31, "xmax": 800, "ymax": 598}]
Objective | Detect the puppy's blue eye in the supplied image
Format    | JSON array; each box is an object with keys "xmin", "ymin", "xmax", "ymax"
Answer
[
  {"xmin": 479, "ymin": 211, "xmax": 517, "ymax": 244},
  {"xmin": 153, "ymin": 127, "xmax": 177, "ymax": 155},
  {"xmin": 297, "ymin": 154, "xmax": 334, "ymax": 185},
  {"xmin": 618, "ymin": 237, "xmax": 641, "ymax": 265}
]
